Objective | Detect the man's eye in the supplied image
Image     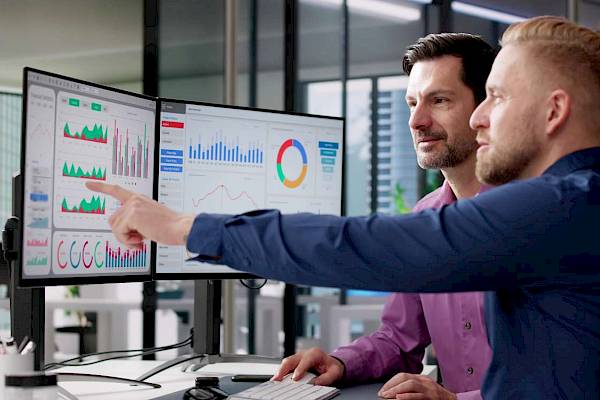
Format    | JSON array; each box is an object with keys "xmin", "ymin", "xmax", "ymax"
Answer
[{"xmin": 434, "ymin": 97, "xmax": 449, "ymax": 105}]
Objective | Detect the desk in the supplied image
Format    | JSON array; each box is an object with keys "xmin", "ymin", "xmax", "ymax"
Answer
[{"xmin": 56, "ymin": 360, "xmax": 436, "ymax": 399}]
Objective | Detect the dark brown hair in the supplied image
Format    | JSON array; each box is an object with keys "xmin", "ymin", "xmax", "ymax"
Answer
[{"xmin": 403, "ymin": 33, "xmax": 496, "ymax": 104}]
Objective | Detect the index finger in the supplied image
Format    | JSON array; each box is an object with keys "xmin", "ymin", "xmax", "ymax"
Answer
[
  {"xmin": 379, "ymin": 373, "xmax": 414, "ymax": 393},
  {"xmin": 86, "ymin": 182, "xmax": 134, "ymax": 203},
  {"xmin": 272, "ymin": 354, "xmax": 301, "ymax": 381},
  {"xmin": 292, "ymin": 353, "xmax": 319, "ymax": 381}
]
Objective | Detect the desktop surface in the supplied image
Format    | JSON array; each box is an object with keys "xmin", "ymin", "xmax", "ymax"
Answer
[
  {"xmin": 152, "ymin": 377, "xmax": 379, "ymax": 400},
  {"xmin": 55, "ymin": 360, "xmax": 436, "ymax": 400}
]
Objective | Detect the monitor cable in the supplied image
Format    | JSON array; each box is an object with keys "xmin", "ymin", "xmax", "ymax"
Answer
[{"xmin": 43, "ymin": 333, "xmax": 192, "ymax": 371}]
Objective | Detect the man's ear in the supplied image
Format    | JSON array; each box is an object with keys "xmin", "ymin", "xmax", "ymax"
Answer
[{"xmin": 545, "ymin": 89, "xmax": 571, "ymax": 137}]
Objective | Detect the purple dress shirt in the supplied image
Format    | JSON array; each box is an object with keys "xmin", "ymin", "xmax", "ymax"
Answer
[{"xmin": 330, "ymin": 181, "xmax": 493, "ymax": 399}]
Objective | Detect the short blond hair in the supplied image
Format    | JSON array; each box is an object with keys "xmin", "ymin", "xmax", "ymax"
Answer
[{"xmin": 500, "ymin": 16, "xmax": 600, "ymax": 93}]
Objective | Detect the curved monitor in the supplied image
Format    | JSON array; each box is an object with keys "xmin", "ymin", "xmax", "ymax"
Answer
[
  {"xmin": 19, "ymin": 68, "xmax": 157, "ymax": 287},
  {"xmin": 156, "ymin": 99, "xmax": 344, "ymax": 279}
]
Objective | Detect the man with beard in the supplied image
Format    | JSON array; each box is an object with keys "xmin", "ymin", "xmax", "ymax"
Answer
[
  {"xmin": 89, "ymin": 16, "xmax": 600, "ymax": 399},
  {"xmin": 271, "ymin": 33, "xmax": 495, "ymax": 400}
]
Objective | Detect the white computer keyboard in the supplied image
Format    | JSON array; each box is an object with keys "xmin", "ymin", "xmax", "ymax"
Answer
[{"xmin": 228, "ymin": 373, "xmax": 340, "ymax": 400}]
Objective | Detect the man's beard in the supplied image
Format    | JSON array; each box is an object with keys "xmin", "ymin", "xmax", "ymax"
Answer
[
  {"xmin": 476, "ymin": 135, "xmax": 540, "ymax": 185},
  {"xmin": 416, "ymin": 130, "xmax": 478, "ymax": 169}
]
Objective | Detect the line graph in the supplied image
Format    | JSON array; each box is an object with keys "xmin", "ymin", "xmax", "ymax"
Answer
[
  {"xmin": 29, "ymin": 121, "xmax": 53, "ymax": 138},
  {"xmin": 26, "ymin": 85, "xmax": 55, "ymax": 166},
  {"xmin": 184, "ymin": 174, "xmax": 265, "ymax": 214},
  {"xmin": 191, "ymin": 184, "xmax": 260, "ymax": 209}
]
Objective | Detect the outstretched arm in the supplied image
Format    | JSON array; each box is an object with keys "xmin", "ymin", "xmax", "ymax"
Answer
[{"xmin": 88, "ymin": 176, "xmax": 600, "ymax": 293}]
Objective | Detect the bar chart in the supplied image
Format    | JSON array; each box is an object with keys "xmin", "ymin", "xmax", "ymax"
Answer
[
  {"xmin": 112, "ymin": 123, "xmax": 150, "ymax": 179},
  {"xmin": 105, "ymin": 241, "xmax": 148, "ymax": 269},
  {"xmin": 187, "ymin": 130, "xmax": 264, "ymax": 166}
]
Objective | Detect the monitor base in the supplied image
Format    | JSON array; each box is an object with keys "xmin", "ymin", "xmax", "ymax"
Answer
[{"xmin": 136, "ymin": 353, "xmax": 279, "ymax": 382}]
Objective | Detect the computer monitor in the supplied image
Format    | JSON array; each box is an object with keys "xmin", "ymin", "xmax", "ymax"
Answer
[
  {"xmin": 155, "ymin": 99, "xmax": 344, "ymax": 279},
  {"xmin": 19, "ymin": 68, "xmax": 157, "ymax": 287}
]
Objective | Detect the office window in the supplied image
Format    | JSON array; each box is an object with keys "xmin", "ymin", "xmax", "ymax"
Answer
[
  {"xmin": 306, "ymin": 75, "xmax": 425, "ymax": 217},
  {"xmin": 0, "ymin": 92, "xmax": 21, "ymax": 226},
  {"xmin": 377, "ymin": 76, "xmax": 419, "ymax": 214}
]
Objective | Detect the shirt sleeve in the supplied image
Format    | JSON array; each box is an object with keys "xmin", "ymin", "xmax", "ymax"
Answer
[
  {"xmin": 456, "ymin": 390, "xmax": 482, "ymax": 400},
  {"xmin": 330, "ymin": 293, "xmax": 430, "ymax": 384},
  {"xmin": 186, "ymin": 176, "xmax": 600, "ymax": 292}
]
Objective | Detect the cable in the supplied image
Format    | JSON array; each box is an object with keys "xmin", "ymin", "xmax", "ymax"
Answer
[
  {"xmin": 44, "ymin": 338, "xmax": 191, "ymax": 370},
  {"xmin": 239, "ymin": 278, "xmax": 268, "ymax": 290},
  {"xmin": 45, "ymin": 339, "xmax": 191, "ymax": 369},
  {"xmin": 46, "ymin": 333, "xmax": 192, "ymax": 367},
  {"xmin": 43, "ymin": 334, "xmax": 192, "ymax": 371}
]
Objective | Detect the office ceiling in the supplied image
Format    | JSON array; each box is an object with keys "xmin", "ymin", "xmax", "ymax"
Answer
[
  {"xmin": 0, "ymin": 0, "xmax": 144, "ymax": 88},
  {"xmin": 1, "ymin": 0, "xmax": 599, "ymax": 90}
]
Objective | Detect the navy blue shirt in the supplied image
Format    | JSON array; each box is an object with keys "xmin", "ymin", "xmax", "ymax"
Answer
[{"xmin": 188, "ymin": 148, "xmax": 600, "ymax": 399}]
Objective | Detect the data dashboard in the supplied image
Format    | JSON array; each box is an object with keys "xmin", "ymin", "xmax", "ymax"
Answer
[
  {"xmin": 156, "ymin": 101, "xmax": 344, "ymax": 276},
  {"xmin": 21, "ymin": 69, "xmax": 156, "ymax": 284}
]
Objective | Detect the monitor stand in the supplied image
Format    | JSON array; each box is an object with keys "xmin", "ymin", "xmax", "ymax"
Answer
[
  {"xmin": 4, "ymin": 174, "xmax": 162, "ymax": 391},
  {"xmin": 135, "ymin": 279, "xmax": 279, "ymax": 382}
]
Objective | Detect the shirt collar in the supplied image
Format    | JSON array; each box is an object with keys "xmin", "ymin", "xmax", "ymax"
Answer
[
  {"xmin": 543, "ymin": 147, "xmax": 600, "ymax": 177},
  {"xmin": 442, "ymin": 180, "xmax": 493, "ymax": 199},
  {"xmin": 439, "ymin": 180, "xmax": 458, "ymax": 203},
  {"xmin": 414, "ymin": 179, "xmax": 491, "ymax": 211}
]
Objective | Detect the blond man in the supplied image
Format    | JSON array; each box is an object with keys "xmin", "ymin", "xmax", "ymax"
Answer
[{"xmin": 91, "ymin": 16, "xmax": 600, "ymax": 399}]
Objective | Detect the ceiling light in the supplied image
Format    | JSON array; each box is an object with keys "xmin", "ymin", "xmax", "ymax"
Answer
[
  {"xmin": 302, "ymin": 0, "xmax": 421, "ymax": 23},
  {"xmin": 451, "ymin": 2, "xmax": 526, "ymax": 25}
]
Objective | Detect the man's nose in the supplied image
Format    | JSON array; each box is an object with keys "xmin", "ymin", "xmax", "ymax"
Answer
[
  {"xmin": 470, "ymin": 99, "xmax": 490, "ymax": 130},
  {"xmin": 409, "ymin": 103, "xmax": 433, "ymax": 132}
]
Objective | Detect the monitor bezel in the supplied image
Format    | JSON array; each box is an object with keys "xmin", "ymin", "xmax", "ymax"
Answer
[
  {"xmin": 18, "ymin": 67, "xmax": 158, "ymax": 288},
  {"xmin": 154, "ymin": 97, "xmax": 346, "ymax": 281}
]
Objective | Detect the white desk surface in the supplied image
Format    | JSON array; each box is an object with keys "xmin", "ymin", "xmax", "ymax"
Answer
[
  {"xmin": 56, "ymin": 360, "xmax": 436, "ymax": 399},
  {"xmin": 57, "ymin": 360, "xmax": 279, "ymax": 399}
]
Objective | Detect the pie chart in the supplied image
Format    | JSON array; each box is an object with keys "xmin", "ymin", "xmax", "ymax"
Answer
[{"xmin": 276, "ymin": 139, "xmax": 308, "ymax": 189}]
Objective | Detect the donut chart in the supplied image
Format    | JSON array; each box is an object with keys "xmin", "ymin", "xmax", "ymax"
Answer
[{"xmin": 276, "ymin": 139, "xmax": 308, "ymax": 189}]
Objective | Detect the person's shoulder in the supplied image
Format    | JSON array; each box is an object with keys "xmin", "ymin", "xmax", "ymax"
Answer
[
  {"xmin": 473, "ymin": 173, "xmax": 590, "ymax": 208},
  {"xmin": 413, "ymin": 186, "xmax": 450, "ymax": 212}
]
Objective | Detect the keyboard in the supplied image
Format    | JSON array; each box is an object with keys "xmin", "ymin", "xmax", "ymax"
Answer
[{"xmin": 228, "ymin": 373, "xmax": 340, "ymax": 400}]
